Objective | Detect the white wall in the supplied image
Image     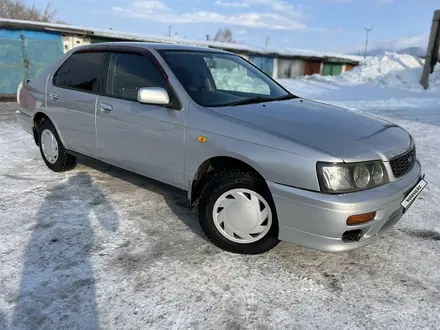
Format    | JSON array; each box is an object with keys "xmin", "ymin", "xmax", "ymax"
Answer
[{"xmin": 62, "ymin": 35, "xmax": 91, "ymax": 53}]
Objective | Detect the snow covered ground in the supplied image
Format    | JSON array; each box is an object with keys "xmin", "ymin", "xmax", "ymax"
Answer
[{"xmin": 1, "ymin": 54, "xmax": 440, "ymax": 329}]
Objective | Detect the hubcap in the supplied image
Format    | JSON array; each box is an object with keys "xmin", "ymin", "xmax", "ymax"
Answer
[
  {"xmin": 41, "ymin": 129, "xmax": 59, "ymax": 164},
  {"xmin": 212, "ymin": 188, "xmax": 272, "ymax": 244}
]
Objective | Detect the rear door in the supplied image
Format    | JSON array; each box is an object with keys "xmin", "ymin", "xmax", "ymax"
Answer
[
  {"xmin": 46, "ymin": 50, "xmax": 106, "ymax": 157},
  {"xmin": 95, "ymin": 48, "xmax": 186, "ymax": 188}
]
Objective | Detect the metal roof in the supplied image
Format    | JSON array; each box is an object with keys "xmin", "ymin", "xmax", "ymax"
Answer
[
  {"xmin": 87, "ymin": 41, "xmax": 232, "ymax": 53},
  {"xmin": 0, "ymin": 18, "xmax": 363, "ymax": 63}
]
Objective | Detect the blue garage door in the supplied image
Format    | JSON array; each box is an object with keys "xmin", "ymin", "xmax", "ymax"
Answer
[
  {"xmin": 248, "ymin": 55, "xmax": 274, "ymax": 77},
  {"xmin": 0, "ymin": 29, "xmax": 63, "ymax": 96}
]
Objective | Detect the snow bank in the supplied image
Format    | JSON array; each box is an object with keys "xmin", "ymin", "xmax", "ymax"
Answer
[
  {"xmin": 305, "ymin": 53, "xmax": 440, "ymax": 91},
  {"xmin": 430, "ymin": 67, "xmax": 440, "ymax": 89},
  {"xmin": 342, "ymin": 53, "xmax": 424, "ymax": 87}
]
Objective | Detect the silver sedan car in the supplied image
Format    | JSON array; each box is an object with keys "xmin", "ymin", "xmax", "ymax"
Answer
[{"xmin": 16, "ymin": 42, "xmax": 426, "ymax": 254}]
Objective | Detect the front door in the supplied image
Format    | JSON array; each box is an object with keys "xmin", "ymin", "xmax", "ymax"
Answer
[
  {"xmin": 46, "ymin": 51, "xmax": 105, "ymax": 156},
  {"xmin": 95, "ymin": 50, "xmax": 186, "ymax": 188}
]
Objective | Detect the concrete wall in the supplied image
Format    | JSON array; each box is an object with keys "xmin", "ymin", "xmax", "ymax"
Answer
[
  {"xmin": 0, "ymin": 29, "xmax": 62, "ymax": 96},
  {"xmin": 62, "ymin": 35, "xmax": 91, "ymax": 53}
]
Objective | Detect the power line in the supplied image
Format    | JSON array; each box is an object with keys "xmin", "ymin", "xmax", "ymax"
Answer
[
  {"xmin": 362, "ymin": 0, "xmax": 400, "ymax": 56},
  {"xmin": 371, "ymin": 0, "xmax": 400, "ymax": 29}
]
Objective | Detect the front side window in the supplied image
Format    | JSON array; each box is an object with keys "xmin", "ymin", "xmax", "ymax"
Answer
[
  {"xmin": 105, "ymin": 52, "xmax": 168, "ymax": 102},
  {"xmin": 53, "ymin": 52, "xmax": 104, "ymax": 93},
  {"xmin": 161, "ymin": 51, "xmax": 292, "ymax": 107}
]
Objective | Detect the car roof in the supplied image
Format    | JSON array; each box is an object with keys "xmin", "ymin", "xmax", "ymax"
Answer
[{"xmin": 78, "ymin": 42, "xmax": 234, "ymax": 54}]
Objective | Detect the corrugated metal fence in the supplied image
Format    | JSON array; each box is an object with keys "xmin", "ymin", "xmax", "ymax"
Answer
[{"xmin": 0, "ymin": 29, "xmax": 62, "ymax": 96}]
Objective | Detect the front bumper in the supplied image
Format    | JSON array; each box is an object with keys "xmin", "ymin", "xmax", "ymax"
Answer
[{"xmin": 268, "ymin": 161, "xmax": 422, "ymax": 252}]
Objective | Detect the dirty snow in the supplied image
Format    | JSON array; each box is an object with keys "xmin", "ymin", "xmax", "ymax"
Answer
[{"xmin": 1, "ymin": 54, "xmax": 440, "ymax": 329}]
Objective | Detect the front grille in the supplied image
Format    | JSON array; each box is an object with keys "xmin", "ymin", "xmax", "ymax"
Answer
[{"xmin": 390, "ymin": 146, "xmax": 416, "ymax": 178}]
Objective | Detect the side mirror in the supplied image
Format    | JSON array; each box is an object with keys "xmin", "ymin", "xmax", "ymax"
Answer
[{"xmin": 137, "ymin": 87, "xmax": 170, "ymax": 105}]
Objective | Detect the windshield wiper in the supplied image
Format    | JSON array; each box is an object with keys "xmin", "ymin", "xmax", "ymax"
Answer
[
  {"xmin": 274, "ymin": 93, "xmax": 298, "ymax": 101},
  {"xmin": 230, "ymin": 96, "xmax": 276, "ymax": 106},
  {"xmin": 230, "ymin": 93, "xmax": 298, "ymax": 106}
]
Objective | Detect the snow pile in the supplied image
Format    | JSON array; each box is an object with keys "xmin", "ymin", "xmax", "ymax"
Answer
[
  {"xmin": 341, "ymin": 53, "xmax": 424, "ymax": 87},
  {"xmin": 366, "ymin": 33, "xmax": 428, "ymax": 57},
  {"xmin": 430, "ymin": 66, "xmax": 440, "ymax": 89},
  {"xmin": 306, "ymin": 53, "xmax": 440, "ymax": 91},
  {"xmin": 211, "ymin": 68, "xmax": 270, "ymax": 94}
]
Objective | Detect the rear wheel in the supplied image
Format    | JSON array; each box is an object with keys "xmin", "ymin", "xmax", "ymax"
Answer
[
  {"xmin": 38, "ymin": 120, "xmax": 76, "ymax": 172},
  {"xmin": 198, "ymin": 170, "xmax": 279, "ymax": 254}
]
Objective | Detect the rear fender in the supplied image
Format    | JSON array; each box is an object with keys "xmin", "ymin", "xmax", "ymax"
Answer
[{"xmin": 32, "ymin": 110, "xmax": 67, "ymax": 148}]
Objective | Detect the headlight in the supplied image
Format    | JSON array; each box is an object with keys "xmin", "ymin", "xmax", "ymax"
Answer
[{"xmin": 317, "ymin": 161, "xmax": 389, "ymax": 193}]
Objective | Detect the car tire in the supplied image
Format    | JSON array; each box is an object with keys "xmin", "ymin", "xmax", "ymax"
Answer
[
  {"xmin": 38, "ymin": 119, "xmax": 77, "ymax": 172},
  {"xmin": 198, "ymin": 170, "xmax": 279, "ymax": 254}
]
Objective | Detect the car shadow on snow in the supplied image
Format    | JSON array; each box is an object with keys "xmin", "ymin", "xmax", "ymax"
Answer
[
  {"xmin": 69, "ymin": 156, "xmax": 221, "ymax": 283},
  {"xmin": 10, "ymin": 172, "xmax": 119, "ymax": 330},
  {"xmin": 76, "ymin": 156, "xmax": 213, "ymax": 245}
]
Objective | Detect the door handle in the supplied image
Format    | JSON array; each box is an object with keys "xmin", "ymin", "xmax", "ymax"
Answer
[
  {"xmin": 99, "ymin": 103, "xmax": 113, "ymax": 113},
  {"xmin": 49, "ymin": 93, "xmax": 59, "ymax": 100}
]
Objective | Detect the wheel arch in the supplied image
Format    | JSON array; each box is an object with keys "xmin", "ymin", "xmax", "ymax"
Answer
[
  {"xmin": 189, "ymin": 155, "xmax": 270, "ymax": 205},
  {"xmin": 32, "ymin": 111, "xmax": 66, "ymax": 147}
]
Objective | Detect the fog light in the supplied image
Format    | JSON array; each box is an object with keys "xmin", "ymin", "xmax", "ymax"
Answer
[
  {"xmin": 342, "ymin": 229, "xmax": 364, "ymax": 242},
  {"xmin": 347, "ymin": 212, "xmax": 376, "ymax": 225}
]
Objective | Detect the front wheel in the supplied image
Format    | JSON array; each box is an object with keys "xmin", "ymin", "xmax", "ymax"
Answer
[
  {"xmin": 38, "ymin": 119, "xmax": 77, "ymax": 172},
  {"xmin": 198, "ymin": 170, "xmax": 279, "ymax": 254}
]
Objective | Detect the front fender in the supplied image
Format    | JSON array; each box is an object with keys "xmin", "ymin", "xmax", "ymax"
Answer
[{"xmin": 184, "ymin": 127, "xmax": 324, "ymax": 197}]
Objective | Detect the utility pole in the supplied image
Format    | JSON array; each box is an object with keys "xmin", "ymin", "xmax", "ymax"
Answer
[
  {"xmin": 420, "ymin": 10, "xmax": 440, "ymax": 89},
  {"xmin": 364, "ymin": 27, "xmax": 372, "ymax": 58},
  {"xmin": 265, "ymin": 36, "xmax": 270, "ymax": 47},
  {"xmin": 168, "ymin": 25, "xmax": 173, "ymax": 37}
]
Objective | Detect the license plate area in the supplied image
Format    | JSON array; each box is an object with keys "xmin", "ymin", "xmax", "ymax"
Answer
[{"xmin": 401, "ymin": 176, "xmax": 427, "ymax": 211}]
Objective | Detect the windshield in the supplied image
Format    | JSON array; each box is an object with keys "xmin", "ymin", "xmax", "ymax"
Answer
[{"xmin": 160, "ymin": 50, "xmax": 292, "ymax": 107}]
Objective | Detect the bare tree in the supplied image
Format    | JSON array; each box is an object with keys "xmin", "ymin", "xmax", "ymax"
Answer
[
  {"xmin": 213, "ymin": 28, "xmax": 235, "ymax": 43},
  {"xmin": 0, "ymin": 0, "xmax": 60, "ymax": 22}
]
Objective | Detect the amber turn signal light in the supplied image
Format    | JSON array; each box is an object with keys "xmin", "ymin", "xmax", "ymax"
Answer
[{"xmin": 346, "ymin": 212, "xmax": 376, "ymax": 226}]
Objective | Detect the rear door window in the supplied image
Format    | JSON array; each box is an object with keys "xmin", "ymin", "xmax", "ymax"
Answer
[{"xmin": 53, "ymin": 52, "xmax": 105, "ymax": 93}]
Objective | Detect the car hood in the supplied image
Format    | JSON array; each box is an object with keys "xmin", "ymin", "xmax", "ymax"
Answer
[{"xmin": 208, "ymin": 99, "xmax": 412, "ymax": 162}]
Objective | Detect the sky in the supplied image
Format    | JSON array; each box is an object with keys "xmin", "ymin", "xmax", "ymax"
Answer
[{"xmin": 34, "ymin": 0, "xmax": 439, "ymax": 53}]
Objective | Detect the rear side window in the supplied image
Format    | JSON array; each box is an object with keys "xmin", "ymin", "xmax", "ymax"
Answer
[
  {"xmin": 105, "ymin": 52, "xmax": 168, "ymax": 101},
  {"xmin": 53, "ymin": 52, "xmax": 104, "ymax": 93}
]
